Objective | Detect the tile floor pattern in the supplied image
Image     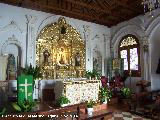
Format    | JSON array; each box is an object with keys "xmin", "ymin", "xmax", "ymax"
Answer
[{"xmin": 108, "ymin": 112, "xmax": 151, "ymax": 120}]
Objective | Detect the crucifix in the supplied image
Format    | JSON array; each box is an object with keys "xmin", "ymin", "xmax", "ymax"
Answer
[{"xmin": 19, "ymin": 78, "xmax": 32, "ymax": 100}]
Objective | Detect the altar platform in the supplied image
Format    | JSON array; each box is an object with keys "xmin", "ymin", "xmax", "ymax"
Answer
[
  {"xmin": 0, "ymin": 102, "xmax": 112, "ymax": 120},
  {"xmin": 7, "ymin": 79, "xmax": 101, "ymax": 105}
]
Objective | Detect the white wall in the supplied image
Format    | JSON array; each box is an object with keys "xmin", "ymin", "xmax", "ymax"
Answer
[
  {"xmin": 0, "ymin": 3, "xmax": 111, "ymax": 77},
  {"xmin": 3, "ymin": 2, "xmax": 160, "ymax": 95},
  {"xmin": 0, "ymin": 3, "xmax": 112, "ymax": 101},
  {"xmin": 111, "ymin": 9, "xmax": 160, "ymax": 91}
]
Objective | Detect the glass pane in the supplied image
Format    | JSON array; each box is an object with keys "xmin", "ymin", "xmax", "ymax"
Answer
[
  {"xmin": 120, "ymin": 36, "xmax": 137, "ymax": 47},
  {"xmin": 120, "ymin": 50, "xmax": 128, "ymax": 70},
  {"xmin": 130, "ymin": 48, "xmax": 138, "ymax": 70}
]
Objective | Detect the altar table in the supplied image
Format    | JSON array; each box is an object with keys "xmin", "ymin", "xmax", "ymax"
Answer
[{"xmin": 54, "ymin": 80, "xmax": 101, "ymax": 105}]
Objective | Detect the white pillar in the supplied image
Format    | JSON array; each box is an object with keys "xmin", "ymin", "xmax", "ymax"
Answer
[
  {"xmin": 0, "ymin": 55, "xmax": 8, "ymax": 81},
  {"xmin": 25, "ymin": 15, "xmax": 37, "ymax": 66},
  {"xmin": 83, "ymin": 25, "xmax": 91, "ymax": 71},
  {"xmin": 142, "ymin": 37, "xmax": 149, "ymax": 81}
]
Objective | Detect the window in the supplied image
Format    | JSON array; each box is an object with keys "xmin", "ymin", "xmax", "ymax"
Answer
[{"xmin": 119, "ymin": 35, "xmax": 140, "ymax": 77}]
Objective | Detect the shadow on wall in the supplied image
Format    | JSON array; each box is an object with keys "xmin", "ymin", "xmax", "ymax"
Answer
[
  {"xmin": 151, "ymin": 74, "xmax": 160, "ymax": 91},
  {"xmin": 156, "ymin": 58, "xmax": 160, "ymax": 74},
  {"xmin": 124, "ymin": 77, "xmax": 142, "ymax": 93}
]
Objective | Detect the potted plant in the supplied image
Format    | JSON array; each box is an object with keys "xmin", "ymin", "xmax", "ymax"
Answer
[
  {"xmin": 21, "ymin": 64, "xmax": 42, "ymax": 92},
  {"xmin": 21, "ymin": 64, "xmax": 42, "ymax": 80},
  {"xmin": 85, "ymin": 71, "xmax": 93, "ymax": 79},
  {"xmin": 57, "ymin": 95, "xmax": 70, "ymax": 107},
  {"xmin": 99, "ymin": 87, "xmax": 112, "ymax": 104},
  {"xmin": 120, "ymin": 87, "xmax": 131, "ymax": 99},
  {"xmin": 12, "ymin": 100, "xmax": 36, "ymax": 112},
  {"xmin": 0, "ymin": 107, "xmax": 6, "ymax": 117},
  {"xmin": 85, "ymin": 69, "xmax": 101, "ymax": 80},
  {"xmin": 86, "ymin": 99, "xmax": 95, "ymax": 116}
]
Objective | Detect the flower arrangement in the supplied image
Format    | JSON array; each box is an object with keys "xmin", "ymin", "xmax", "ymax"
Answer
[
  {"xmin": 21, "ymin": 63, "xmax": 42, "ymax": 80},
  {"xmin": 85, "ymin": 69, "xmax": 101, "ymax": 80},
  {"xmin": 57, "ymin": 95, "xmax": 70, "ymax": 107},
  {"xmin": 86, "ymin": 99, "xmax": 95, "ymax": 108},
  {"xmin": 120, "ymin": 87, "xmax": 131, "ymax": 98},
  {"xmin": 155, "ymin": 95, "xmax": 160, "ymax": 105},
  {"xmin": 136, "ymin": 80, "xmax": 151, "ymax": 87},
  {"xmin": 0, "ymin": 107, "xmax": 6, "ymax": 117},
  {"xmin": 99, "ymin": 87, "xmax": 112, "ymax": 103},
  {"xmin": 12, "ymin": 100, "xmax": 36, "ymax": 112}
]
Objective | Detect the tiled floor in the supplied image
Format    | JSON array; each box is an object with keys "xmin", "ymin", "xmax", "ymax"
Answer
[
  {"xmin": 105, "ymin": 103, "xmax": 151, "ymax": 120},
  {"xmin": 107, "ymin": 112, "xmax": 151, "ymax": 120}
]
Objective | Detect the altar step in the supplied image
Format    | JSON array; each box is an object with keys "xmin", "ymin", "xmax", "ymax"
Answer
[
  {"xmin": 0, "ymin": 102, "xmax": 109, "ymax": 120},
  {"xmin": 80, "ymin": 103, "xmax": 108, "ymax": 114}
]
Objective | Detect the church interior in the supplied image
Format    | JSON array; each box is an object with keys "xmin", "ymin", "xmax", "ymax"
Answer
[{"xmin": 0, "ymin": 0, "xmax": 160, "ymax": 119}]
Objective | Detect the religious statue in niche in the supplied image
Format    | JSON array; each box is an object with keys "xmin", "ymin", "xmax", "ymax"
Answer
[
  {"xmin": 93, "ymin": 50, "xmax": 102, "ymax": 75},
  {"xmin": 7, "ymin": 54, "xmax": 16, "ymax": 80},
  {"xmin": 43, "ymin": 49, "xmax": 50, "ymax": 64},
  {"xmin": 57, "ymin": 48, "xmax": 68, "ymax": 66},
  {"xmin": 112, "ymin": 58, "xmax": 120, "ymax": 70},
  {"xmin": 60, "ymin": 25, "xmax": 66, "ymax": 34},
  {"xmin": 75, "ymin": 52, "xmax": 81, "ymax": 66}
]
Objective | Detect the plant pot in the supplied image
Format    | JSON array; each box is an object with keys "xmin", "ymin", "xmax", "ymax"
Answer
[
  {"xmin": 87, "ymin": 108, "xmax": 93, "ymax": 116},
  {"xmin": 103, "ymin": 100, "xmax": 107, "ymax": 104},
  {"xmin": 61, "ymin": 104, "xmax": 68, "ymax": 107},
  {"xmin": 103, "ymin": 97, "xmax": 108, "ymax": 104}
]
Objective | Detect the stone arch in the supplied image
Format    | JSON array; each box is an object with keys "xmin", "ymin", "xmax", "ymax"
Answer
[
  {"xmin": 111, "ymin": 25, "xmax": 144, "ymax": 57},
  {"xmin": 111, "ymin": 24, "xmax": 146, "ymax": 80},
  {"xmin": 146, "ymin": 16, "xmax": 160, "ymax": 77},
  {"xmin": 146, "ymin": 15, "xmax": 160, "ymax": 38},
  {"xmin": 1, "ymin": 35, "xmax": 23, "ymax": 67}
]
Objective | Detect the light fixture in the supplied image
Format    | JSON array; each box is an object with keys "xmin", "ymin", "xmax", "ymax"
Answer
[{"xmin": 142, "ymin": 0, "xmax": 160, "ymax": 17}]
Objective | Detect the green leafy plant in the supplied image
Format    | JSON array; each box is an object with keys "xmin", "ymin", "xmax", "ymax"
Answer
[
  {"xmin": 85, "ymin": 71, "xmax": 92, "ymax": 79},
  {"xmin": 99, "ymin": 87, "xmax": 112, "ymax": 103},
  {"xmin": 0, "ymin": 108, "xmax": 6, "ymax": 117},
  {"xmin": 87, "ymin": 99, "xmax": 95, "ymax": 108},
  {"xmin": 85, "ymin": 69, "xmax": 101, "ymax": 79},
  {"xmin": 57, "ymin": 95, "xmax": 70, "ymax": 106},
  {"xmin": 21, "ymin": 63, "xmax": 42, "ymax": 80},
  {"xmin": 12, "ymin": 100, "xmax": 36, "ymax": 112},
  {"xmin": 120, "ymin": 87, "xmax": 131, "ymax": 98}
]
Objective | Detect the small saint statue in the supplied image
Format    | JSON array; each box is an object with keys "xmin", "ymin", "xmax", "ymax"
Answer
[
  {"xmin": 59, "ymin": 55, "xmax": 65, "ymax": 64},
  {"xmin": 43, "ymin": 49, "xmax": 50, "ymax": 64},
  {"xmin": 75, "ymin": 52, "xmax": 80, "ymax": 66},
  {"xmin": 7, "ymin": 54, "xmax": 16, "ymax": 80}
]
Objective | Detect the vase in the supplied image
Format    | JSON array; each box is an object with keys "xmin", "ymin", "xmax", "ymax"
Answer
[
  {"xmin": 61, "ymin": 104, "xmax": 68, "ymax": 107},
  {"xmin": 103, "ymin": 100, "xmax": 107, "ymax": 104},
  {"xmin": 87, "ymin": 108, "xmax": 93, "ymax": 116},
  {"xmin": 103, "ymin": 97, "xmax": 108, "ymax": 104}
]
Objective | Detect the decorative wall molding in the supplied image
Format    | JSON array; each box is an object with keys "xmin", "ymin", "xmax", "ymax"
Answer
[
  {"xmin": 145, "ymin": 14, "xmax": 160, "ymax": 39},
  {"xmin": 91, "ymin": 35, "xmax": 100, "ymax": 41},
  {"xmin": 111, "ymin": 24, "xmax": 145, "ymax": 58},
  {"xmin": 37, "ymin": 15, "xmax": 82, "ymax": 39},
  {"xmin": 25, "ymin": 15, "xmax": 37, "ymax": 25},
  {"xmin": 1, "ymin": 35, "xmax": 22, "ymax": 55},
  {"xmin": 112, "ymin": 24, "xmax": 144, "ymax": 45},
  {"xmin": 0, "ymin": 21, "xmax": 23, "ymax": 33},
  {"xmin": 25, "ymin": 15, "xmax": 38, "ymax": 65},
  {"xmin": 83, "ymin": 25, "xmax": 91, "ymax": 42}
]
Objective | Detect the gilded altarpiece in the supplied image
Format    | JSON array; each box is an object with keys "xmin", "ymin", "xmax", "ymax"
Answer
[{"xmin": 36, "ymin": 17, "xmax": 85, "ymax": 79}]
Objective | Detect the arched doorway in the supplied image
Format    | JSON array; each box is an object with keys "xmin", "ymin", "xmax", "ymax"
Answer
[{"xmin": 36, "ymin": 17, "xmax": 85, "ymax": 79}]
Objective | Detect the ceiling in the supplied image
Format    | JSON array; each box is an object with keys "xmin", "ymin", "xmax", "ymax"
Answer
[{"xmin": 0, "ymin": 0, "xmax": 144, "ymax": 27}]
